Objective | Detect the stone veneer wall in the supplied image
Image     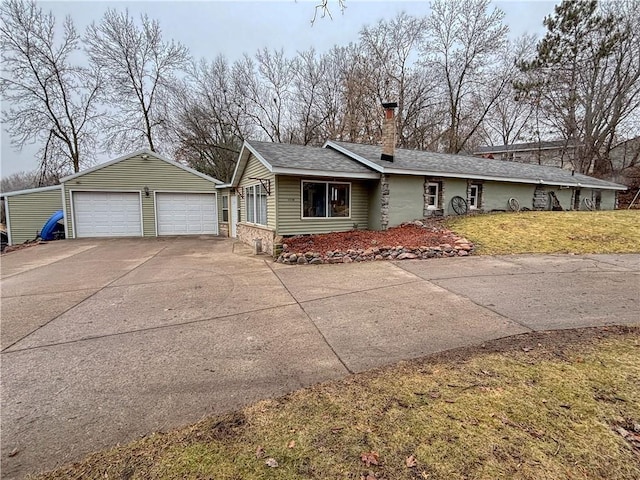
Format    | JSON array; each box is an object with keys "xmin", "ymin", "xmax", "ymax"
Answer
[
  {"xmin": 533, "ymin": 186, "xmax": 548, "ymax": 210},
  {"xmin": 237, "ymin": 223, "xmax": 276, "ymax": 255},
  {"xmin": 381, "ymin": 174, "xmax": 390, "ymax": 230}
]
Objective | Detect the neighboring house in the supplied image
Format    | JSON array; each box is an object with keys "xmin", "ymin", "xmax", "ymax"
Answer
[
  {"xmin": 2, "ymin": 150, "xmax": 222, "ymax": 246},
  {"xmin": 609, "ymin": 136, "xmax": 640, "ymax": 184},
  {"xmin": 226, "ymin": 105, "xmax": 626, "ymax": 255},
  {"xmin": 474, "ymin": 140, "xmax": 583, "ymax": 171}
]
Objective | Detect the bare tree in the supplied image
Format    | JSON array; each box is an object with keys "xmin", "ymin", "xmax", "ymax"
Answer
[
  {"xmin": 518, "ymin": 0, "xmax": 640, "ymax": 176},
  {"xmin": 232, "ymin": 49, "xmax": 294, "ymax": 143},
  {"xmin": 1, "ymin": 0, "xmax": 101, "ymax": 174},
  {"xmin": 479, "ymin": 35, "xmax": 537, "ymax": 146},
  {"xmin": 290, "ymin": 48, "xmax": 334, "ymax": 145},
  {"xmin": 166, "ymin": 55, "xmax": 250, "ymax": 182},
  {"xmin": 85, "ymin": 9, "xmax": 189, "ymax": 153},
  {"xmin": 360, "ymin": 12, "xmax": 435, "ymax": 148},
  {"xmin": 423, "ymin": 0, "xmax": 510, "ymax": 154}
]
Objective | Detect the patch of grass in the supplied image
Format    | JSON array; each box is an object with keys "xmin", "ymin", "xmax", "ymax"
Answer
[
  {"xmin": 447, "ymin": 210, "xmax": 640, "ymax": 255},
  {"xmin": 35, "ymin": 326, "xmax": 640, "ymax": 480}
]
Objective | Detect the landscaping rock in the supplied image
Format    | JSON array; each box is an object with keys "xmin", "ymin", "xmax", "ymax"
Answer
[{"xmin": 277, "ymin": 220, "xmax": 475, "ymax": 266}]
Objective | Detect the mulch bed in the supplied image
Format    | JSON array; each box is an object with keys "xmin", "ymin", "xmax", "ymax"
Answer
[
  {"xmin": 278, "ymin": 221, "xmax": 473, "ymax": 265},
  {"xmin": 283, "ymin": 223, "xmax": 460, "ymax": 256}
]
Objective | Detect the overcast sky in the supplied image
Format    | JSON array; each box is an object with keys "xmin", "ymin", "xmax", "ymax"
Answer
[{"xmin": 0, "ymin": 0, "xmax": 556, "ymax": 177}]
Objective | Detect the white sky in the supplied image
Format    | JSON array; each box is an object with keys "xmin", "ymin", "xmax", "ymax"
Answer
[{"xmin": 0, "ymin": 0, "xmax": 555, "ymax": 177}]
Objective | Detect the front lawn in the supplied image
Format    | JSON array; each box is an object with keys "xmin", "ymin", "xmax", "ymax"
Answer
[
  {"xmin": 447, "ymin": 210, "xmax": 640, "ymax": 255},
  {"xmin": 36, "ymin": 326, "xmax": 640, "ymax": 480}
]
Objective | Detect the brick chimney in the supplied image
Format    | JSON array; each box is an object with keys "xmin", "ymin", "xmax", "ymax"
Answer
[{"xmin": 381, "ymin": 101, "xmax": 398, "ymax": 162}]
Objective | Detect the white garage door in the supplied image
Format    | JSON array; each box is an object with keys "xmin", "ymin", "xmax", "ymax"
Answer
[
  {"xmin": 156, "ymin": 193, "xmax": 218, "ymax": 235},
  {"xmin": 73, "ymin": 191, "xmax": 142, "ymax": 238}
]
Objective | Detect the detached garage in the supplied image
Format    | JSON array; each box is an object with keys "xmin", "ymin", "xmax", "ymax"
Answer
[
  {"xmin": 3, "ymin": 149, "xmax": 222, "ymax": 246},
  {"xmin": 62, "ymin": 150, "xmax": 222, "ymax": 239}
]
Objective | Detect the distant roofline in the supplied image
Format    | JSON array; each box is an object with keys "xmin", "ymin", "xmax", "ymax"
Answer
[{"xmin": 474, "ymin": 140, "xmax": 583, "ymax": 154}]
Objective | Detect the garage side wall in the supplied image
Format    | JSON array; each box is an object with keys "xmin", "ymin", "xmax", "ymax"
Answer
[
  {"xmin": 5, "ymin": 188, "xmax": 62, "ymax": 244},
  {"xmin": 63, "ymin": 154, "xmax": 217, "ymax": 237}
]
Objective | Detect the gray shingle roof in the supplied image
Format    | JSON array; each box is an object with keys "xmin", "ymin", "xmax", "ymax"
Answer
[
  {"xmin": 329, "ymin": 141, "xmax": 626, "ymax": 190},
  {"xmin": 247, "ymin": 140, "xmax": 376, "ymax": 174}
]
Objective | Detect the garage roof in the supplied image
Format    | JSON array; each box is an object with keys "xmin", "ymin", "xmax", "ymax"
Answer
[{"xmin": 60, "ymin": 149, "xmax": 223, "ymax": 184}]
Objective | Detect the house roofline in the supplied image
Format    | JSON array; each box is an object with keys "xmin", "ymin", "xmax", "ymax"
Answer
[
  {"xmin": 229, "ymin": 141, "xmax": 275, "ymax": 187},
  {"xmin": 60, "ymin": 149, "xmax": 223, "ymax": 184},
  {"xmin": 382, "ymin": 167, "xmax": 626, "ymax": 190},
  {"xmin": 1, "ymin": 184, "xmax": 62, "ymax": 198},
  {"xmin": 323, "ymin": 141, "xmax": 385, "ymax": 173}
]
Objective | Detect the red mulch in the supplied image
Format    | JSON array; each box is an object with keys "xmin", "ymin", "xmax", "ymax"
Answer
[{"xmin": 282, "ymin": 223, "xmax": 460, "ymax": 255}]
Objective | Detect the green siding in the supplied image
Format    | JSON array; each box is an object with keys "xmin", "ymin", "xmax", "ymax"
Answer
[
  {"xmin": 276, "ymin": 176, "xmax": 371, "ymax": 235},
  {"xmin": 482, "ymin": 182, "xmax": 536, "ymax": 211},
  {"xmin": 599, "ymin": 190, "xmax": 616, "ymax": 210},
  {"xmin": 237, "ymin": 154, "xmax": 276, "ymax": 230},
  {"xmin": 442, "ymin": 178, "xmax": 469, "ymax": 215},
  {"xmin": 6, "ymin": 188, "xmax": 62, "ymax": 244},
  {"xmin": 367, "ymin": 180, "xmax": 382, "ymax": 230},
  {"xmin": 550, "ymin": 188, "xmax": 574, "ymax": 210},
  {"xmin": 388, "ymin": 175, "xmax": 423, "ymax": 227},
  {"xmin": 63, "ymin": 153, "xmax": 217, "ymax": 237}
]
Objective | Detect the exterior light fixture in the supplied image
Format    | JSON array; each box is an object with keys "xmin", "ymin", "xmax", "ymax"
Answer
[{"xmin": 144, "ymin": 186, "xmax": 150, "ymax": 197}]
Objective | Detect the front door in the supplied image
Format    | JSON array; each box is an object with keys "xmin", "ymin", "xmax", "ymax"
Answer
[{"xmin": 230, "ymin": 194, "xmax": 238, "ymax": 238}]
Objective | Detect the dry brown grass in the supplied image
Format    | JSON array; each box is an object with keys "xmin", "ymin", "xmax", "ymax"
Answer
[
  {"xmin": 447, "ymin": 210, "xmax": 640, "ymax": 255},
  {"xmin": 34, "ymin": 326, "xmax": 640, "ymax": 480}
]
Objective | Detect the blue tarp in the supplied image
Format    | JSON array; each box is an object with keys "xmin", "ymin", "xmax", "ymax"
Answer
[{"xmin": 40, "ymin": 210, "xmax": 64, "ymax": 241}]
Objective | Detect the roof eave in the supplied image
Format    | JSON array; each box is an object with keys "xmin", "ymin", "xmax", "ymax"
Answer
[
  {"xmin": 382, "ymin": 167, "xmax": 626, "ymax": 190},
  {"xmin": 271, "ymin": 167, "xmax": 379, "ymax": 179},
  {"xmin": 0, "ymin": 184, "xmax": 62, "ymax": 198},
  {"xmin": 230, "ymin": 141, "xmax": 274, "ymax": 187}
]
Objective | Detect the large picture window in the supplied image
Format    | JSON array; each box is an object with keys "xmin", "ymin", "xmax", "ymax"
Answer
[
  {"xmin": 245, "ymin": 184, "xmax": 267, "ymax": 225},
  {"xmin": 302, "ymin": 181, "xmax": 350, "ymax": 218}
]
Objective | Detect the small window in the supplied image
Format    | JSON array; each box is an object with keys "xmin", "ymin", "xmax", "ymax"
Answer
[
  {"xmin": 426, "ymin": 182, "xmax": 439, "ymax": 209},
  {"xmin": 222, "ymin": 195, "xmax": 229, "ymax": 222},
  {"xmin": 302, "ymin": 181, "xmax": 350, "ymax": 219},
  {"xmin": 469, "ymin": 185, "xmax": 480, "ymax": 209}
]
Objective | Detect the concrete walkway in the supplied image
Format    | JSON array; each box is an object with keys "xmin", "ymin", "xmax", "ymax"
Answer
[{"xmin": 1, "ymin": 237, "xmax": 638, "ymax": 479}]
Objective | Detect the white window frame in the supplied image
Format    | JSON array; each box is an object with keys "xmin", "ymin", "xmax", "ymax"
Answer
[
  {"xmin": 469, "ymin": 184, "xmax": 480, "ymax": 209},
  {"xmin": 244, "ymin": 184, "xmax": 267, "ymax": 226},
  {"xmin": 426, "ymin": 182, "xmax": 439, "ymax": 210},
  {"xmin": 301, "ymin": 180, "xmax": 352, "ymax": 220},
  {"xmin": 222, "ymin": 195, "xmax": 229, "ymax": 222}
]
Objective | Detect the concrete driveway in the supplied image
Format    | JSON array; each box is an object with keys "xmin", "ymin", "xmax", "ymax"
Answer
[{"xmin": 1, "ymin": 237, "xmax": 638, "ymax": 479}]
